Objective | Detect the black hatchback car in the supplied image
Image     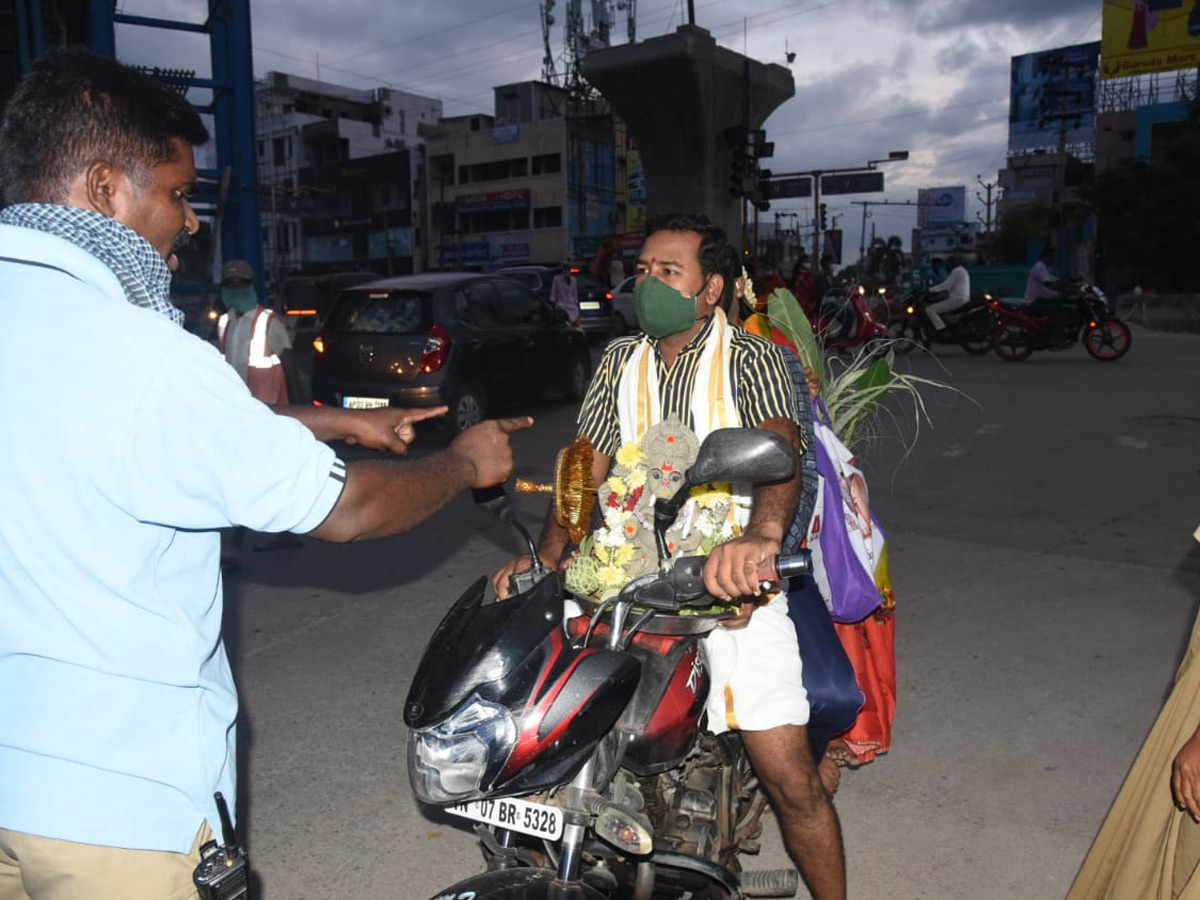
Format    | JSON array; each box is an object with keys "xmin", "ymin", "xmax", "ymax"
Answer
[
  {"xmin": 311, "ymin": 273, "xmax": 591, "ymax": 433},
  {"xmin": 494, "ymin": 265, "xmax": 613, "ymax": 339}
]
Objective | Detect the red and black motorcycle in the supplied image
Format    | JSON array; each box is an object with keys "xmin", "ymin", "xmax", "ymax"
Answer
[
  {"xmin": 813, "ymin": 285, "xmax": 888, "ymax": 354},
  {"xmin": 405, "ymin": 429, "xmax": 812, "ymax": 900},
  {"xmin": 990, "ymin": 283, "xmax": 1132, "ymax": 362}
]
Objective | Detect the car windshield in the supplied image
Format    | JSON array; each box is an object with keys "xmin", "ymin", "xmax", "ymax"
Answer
[
  {"xmin": 329, "ymin": 289, "xmax": 430, "ymax": 335},
  {"xmin": 502, "ymin": 272, "xmax": 541, "ymax": 290}
]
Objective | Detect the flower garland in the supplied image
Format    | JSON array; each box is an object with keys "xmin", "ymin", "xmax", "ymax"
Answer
[{"xmin": 564, "ymin": 432, "xmax": 740, "ymax": 602}]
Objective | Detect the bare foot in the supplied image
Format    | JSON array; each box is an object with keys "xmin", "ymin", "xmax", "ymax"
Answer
[
  {"xmin": 825, "ymin": 737, "xmax": 863, "ymax": 768},
  {"xmin": 818, "ymin": 754, "xmax": 841, "ymax": 796}
]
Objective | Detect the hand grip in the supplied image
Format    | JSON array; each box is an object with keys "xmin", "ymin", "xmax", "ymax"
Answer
[
  {"xmin": 756, "ymin": 551, "xmax": 812, "ymax": 590},
  {"xmin": 472, "ymin": 484, "xmax": 514, "ymax": 525}
]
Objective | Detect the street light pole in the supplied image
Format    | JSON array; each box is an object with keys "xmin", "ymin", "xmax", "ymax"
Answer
[
  {"xmin": 859, "ymin": 202, "xmax": 869, "ymax": 269},
  {"xmin": 976, "ymin": 174, "xmax": 999, "ymax": 233},
  {"xmin": 811, "ymin": 172, "xmax": 822, "ymax": 264}
]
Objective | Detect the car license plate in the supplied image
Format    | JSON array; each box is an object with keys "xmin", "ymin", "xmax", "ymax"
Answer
[
  {"xmin": 342, "ymin": 396, "xmax": 389, "ymax": 409},
  {"xmin": 579, "ymin": 301, "xmax": 601, "ymax": 311},
  {"xmin": 446, "ymin": 796, "xmax": 563, "ymax": 840}
]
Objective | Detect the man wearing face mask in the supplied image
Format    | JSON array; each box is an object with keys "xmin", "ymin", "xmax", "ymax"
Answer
[
  {"xmin": 217, "ymin": 258, "xmax": 296, "ymax": 405},
  {"xmin": 493, "ymin": 213, "xmax": 846, "ymax": 900}
]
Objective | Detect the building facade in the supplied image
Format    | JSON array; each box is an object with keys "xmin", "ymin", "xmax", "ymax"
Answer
[
  {"xmin": 423, "ymin": 81, "xmax": 621, "ymax": 271},
  {"xmin": 255, "ymin": 71, "xmax": 442, "ymax": 288}
]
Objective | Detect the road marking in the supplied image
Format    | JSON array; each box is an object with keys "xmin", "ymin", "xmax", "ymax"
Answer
[
  {"xmin": 975, "ymin": 423, "xmax": 1003, "ymax": 436},
  {"xmin": 943, "ymin": 443, "xmax": 967, "ymax": 458},
  {"xmin": 1114, "ymin": 435, "xmax": 1149, "ymax": 450}
]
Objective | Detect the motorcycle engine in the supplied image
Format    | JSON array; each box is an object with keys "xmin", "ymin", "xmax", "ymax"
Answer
[{"xmin": 640, "ymin": 732, "xmax": 764, "ymax": 868}]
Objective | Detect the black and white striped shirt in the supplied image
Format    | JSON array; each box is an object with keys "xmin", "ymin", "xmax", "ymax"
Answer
[{"xmin": 577, "ymin": 315, "xmax": 802, "ymax": 457}]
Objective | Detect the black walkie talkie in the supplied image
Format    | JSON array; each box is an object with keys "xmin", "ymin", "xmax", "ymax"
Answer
[{"xmin": 193, "ymin": 792, "xmax": 251, "ymax": 900}]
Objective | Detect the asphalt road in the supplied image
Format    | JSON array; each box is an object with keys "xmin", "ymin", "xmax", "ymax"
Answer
[{"xmin": 225, "ymin": 333, "xmax": 1200, "ymax": 900}]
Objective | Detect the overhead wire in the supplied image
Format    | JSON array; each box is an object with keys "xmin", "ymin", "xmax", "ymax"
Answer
[
  {"xmin": 321, "ymin": 1, "xmax": 537, "ymax": 66},
  {"xmin": 251, "ymin": 0, "xmax": 825, "ymax": 109}
]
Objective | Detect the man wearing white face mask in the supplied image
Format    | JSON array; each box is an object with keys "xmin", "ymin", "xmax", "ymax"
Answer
[{"xmin": 217, "ymin": 259, "xmax": 295, "ymax": 404}]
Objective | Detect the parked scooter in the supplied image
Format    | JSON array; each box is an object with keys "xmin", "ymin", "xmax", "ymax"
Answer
[
  {"xmin": 990, "ymin": 282, "xmax": 1131, "ymax": 362},
  {"xmin": 813, "ymin": 285, "xmax": 888, "ymax": 353},
  {"xmin": 405, "ymin": 429, "xmax": 813, "ymax": 900},
  {"xmin": 886, "ymin": 289, "xmax": 995, "ymax": 355}
]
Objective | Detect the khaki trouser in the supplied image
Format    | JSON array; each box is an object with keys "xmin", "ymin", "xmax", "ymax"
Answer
[
  {"xmin": 0, "ymin": 823, "xmax": 211, "ymax": 900},
  {"xmin": 925, "ymin": 295, "xmax": 967, "ymax": 330}
]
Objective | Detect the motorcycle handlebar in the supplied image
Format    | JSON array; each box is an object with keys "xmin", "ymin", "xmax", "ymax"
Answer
[
  {"xmin": 655, "ymin": 551, "xmax": 812, "ymax": 609},
  {"xmin": 758, "ymin": 552, "xmax": 813, "ymax": 585}
]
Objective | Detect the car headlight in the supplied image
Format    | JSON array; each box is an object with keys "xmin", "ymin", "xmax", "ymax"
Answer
[{"xmin": 407, "ymin": 695, "xmax": 516, "ymax": 804}]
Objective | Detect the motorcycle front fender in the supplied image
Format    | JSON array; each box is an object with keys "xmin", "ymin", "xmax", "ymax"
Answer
[{"xmin": 425, "ymin": 867, "xmax": 607, "ymax": 900}]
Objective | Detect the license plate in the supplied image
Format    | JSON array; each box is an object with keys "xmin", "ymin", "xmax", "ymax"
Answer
[
  {"xmin": 446, "ymin": 796, "xmax": 563, "ymax": 840},
  {"xmin": 579, "ymin": 301, "xmax": 601, "ymax": 311},
  {"xmin": 342, "ymin": 396, "xmax": 389, "ymax": 409}
]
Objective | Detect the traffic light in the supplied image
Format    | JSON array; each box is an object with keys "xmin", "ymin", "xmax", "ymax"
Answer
[
  {"xmin": 819, "ymin": 203, "xmax": 828, "ymax": 230},
  {"xmin": 753, "ymin": 168, "xmax": 772, "ymax": 212},
  {"xmin": 724, "ymin": 125, "xmax": 749, "ymax": 198},
  {"xmin": 747, "ymin": 129, "xmax": 774, "ymax": 160}
]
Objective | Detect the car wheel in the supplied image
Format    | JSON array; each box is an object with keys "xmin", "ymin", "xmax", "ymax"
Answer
[
  {"xmin": 447, "ymin": 383, "xmax": 486, "ymax": 434},
  {"xmin": 564, "ymin": 353, "xmax": 591, "ymax": 402}
]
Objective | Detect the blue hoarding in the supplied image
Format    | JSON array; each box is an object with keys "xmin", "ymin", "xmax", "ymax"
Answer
[{"xmin": 1009, "ymin": 42, "xmax": 1100, "ymax": 153}]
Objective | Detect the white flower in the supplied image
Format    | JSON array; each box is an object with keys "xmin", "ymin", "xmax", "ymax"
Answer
[
  {"xmin": 604, "ymin": 506, "xmax": 629, "ymax": 531},
  {"xmin": 596, "ymin": 525, "xmax": 627, "ymax": 548}
]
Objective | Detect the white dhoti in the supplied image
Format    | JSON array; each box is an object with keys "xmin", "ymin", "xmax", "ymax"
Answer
[{"xmin": 701, "ymin": 592, "xmax": 808, "ymax": 733}]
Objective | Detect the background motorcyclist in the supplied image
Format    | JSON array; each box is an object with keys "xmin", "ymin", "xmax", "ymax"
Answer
[
  {"xmin": 815, "ymin": 254, "xmax": 835, "ymax": 301},
  {"xmin": 792, "ymin": 250, "xmax": 818, "ymax": 318},
  {"xmin": 1024, "ymin": 245, "xmax": 1074, "ymax": 336},
  {"xmin": 925, "ymin": 254, "xmax": 971, "ymax": 332},
  {"xmin": 815, "ymin": 255, "xmax": 854, "ymax": 343},
  {"xmin": 928, "ymin": 256, "xmax": 948, "ymax": 285}
]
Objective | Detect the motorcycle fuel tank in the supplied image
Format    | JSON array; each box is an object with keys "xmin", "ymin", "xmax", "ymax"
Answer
[{"xmin": 618, "ymin": 633, "xmax": 710, "ymax": 775}]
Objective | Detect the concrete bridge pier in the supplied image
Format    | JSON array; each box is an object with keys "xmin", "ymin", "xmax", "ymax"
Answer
[{"xmin": 580, "ymin": 25, "xmax": 794, "ymax": 250}]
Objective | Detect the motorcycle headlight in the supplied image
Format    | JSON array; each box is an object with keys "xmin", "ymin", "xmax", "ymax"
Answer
[{"xmin": 407, "ymin": 694, "xmax": 517, "ymax": 804}]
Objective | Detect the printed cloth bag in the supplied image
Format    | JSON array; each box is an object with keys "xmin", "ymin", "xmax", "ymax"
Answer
[{"xmin": 807, "ymin": 399, "xmax": 885, "ymax": 624}]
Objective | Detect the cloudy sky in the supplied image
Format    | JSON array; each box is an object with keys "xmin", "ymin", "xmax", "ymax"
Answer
[{"xmin": 117, "ymin": 0, "xmax": 1102, "ymax": 247}]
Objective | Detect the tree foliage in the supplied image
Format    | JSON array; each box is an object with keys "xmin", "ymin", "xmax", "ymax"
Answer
[
  {"xmin": 866, "ymin": 235, "xmax": 905, "ymax": 284},
  {"xmin": 1084, "ymin": 121, "xmax": 1200, "ymax": 291}
]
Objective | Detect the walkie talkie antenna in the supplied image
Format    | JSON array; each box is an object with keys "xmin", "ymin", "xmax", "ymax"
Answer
[{"xmin": 214, "ymin": 792, "xmax": 239, "ymax": 851}]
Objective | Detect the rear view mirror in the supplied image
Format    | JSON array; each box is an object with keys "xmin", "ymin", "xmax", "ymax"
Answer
[
  {"xmin": 653, "ymin": 428, "xmax": 796, "ymax": 555},
  {"xmin": 687, "ymin": 428, "xmax": 795, "ymax": 485}
]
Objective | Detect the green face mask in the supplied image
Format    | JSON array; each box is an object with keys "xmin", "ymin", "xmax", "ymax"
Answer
[
  {"xmin": 221, "ymin": 286, "xmax": 258, "ymax": 313},
  {"xmin": 634, "ymin": 276, "xmax": 704, "ymax": 338}
]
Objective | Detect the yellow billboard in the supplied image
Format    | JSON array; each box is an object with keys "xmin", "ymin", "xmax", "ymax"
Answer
[{"xmin": 1101, "ymin": 0, "xmax": 1200, "ymax": 79}]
